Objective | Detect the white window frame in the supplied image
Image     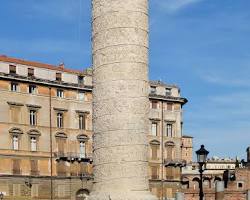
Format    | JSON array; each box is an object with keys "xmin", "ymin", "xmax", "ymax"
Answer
[
  {"xmin": 30, "ymin": 110, "xmax": 37, "ymax": 126},
  {"xmin": 78, "ymin": 92, "xmax": 85, "ymax": 101},
  {"xmin": 166, "ymin": 123, "xmax": 173, "ymax": 137},
  {"xmin": 57, "ymin": 113, "xmax": 63, "ymax": 128},
  {"xmin": 11, "ymin": 82, "xmax": 18, "ymax": 92},
  {"xmin": 151, "ymin": 122, "xmax": 157, "ymax": 136},
  {"xmin": 79, "ymin": 115, "xmax": 85, "ymax": 130},
  {"xmin": 28, "ymin": 85, "xmax": 36, "ymax": 94},
  {"xmin": 57, "ymin": 89, "xmax": 64, "ymax": 98},
  {"xmin": 13, "ymin": 135, "xmax": 19, "ymax": 150},
  {"xmin": 30, "ymin": 137, "xmax": 37, "ymax": 151},
  {"xmin": 79, "ymin": 141, "xmax": 86, "ymax": 158}
]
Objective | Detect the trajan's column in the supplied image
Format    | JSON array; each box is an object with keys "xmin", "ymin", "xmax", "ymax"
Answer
[{"xmin": 89, "ymin": 0, "xmax": 157, "ymax": 199}]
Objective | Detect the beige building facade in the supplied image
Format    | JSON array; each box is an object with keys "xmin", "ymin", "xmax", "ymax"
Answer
[{"xmin": 0, "ymin": 55, "xmax": 188, "ymax": 199}]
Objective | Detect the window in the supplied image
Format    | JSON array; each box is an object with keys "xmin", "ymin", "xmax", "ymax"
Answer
[
  {"xmin": 29, "ymin": 85, "xmax": 36, "ymax": 94},
  {"xmin": 151, "ymin": 166, "xmax": 158, "ymax": 179},
  {"xmin": 9, "ymin": 65, "xmax": 16, "ymax": 74},
  {"xmin": 29, "ymin": 110, "xmax": 37, "ymax": 126},
  {"xmin": 57, "ymin": 113, "xmax": 63, "ymax": 128},
  {"xmin": 13, "ymin": 136, "xmax": 19, "ymax": 150},
  {"xmin": 78, "ymin": 75, "xmax": 84, "ymax": 85},
  {"xmin": 11, "ymin": 82, "xmax": 18, "ymax": 92},
  {"xmin": 79, "ymin": 115, "xmax": 85, "ymax": 130},
  {"xmin": 56, "ymin": 73, "xmax": 62, "ymax": 81},
  {"xmin": 28, "ymin": 68, "xmax": 34, "ymax": 77},
  {"xmin": 78, "ymin": 92, "xmax": 85, "ymax": 101},
  {"xmin": 57, "ymin": 89, "xmax": 64, "ymax": 98},
  {"xmin": 151, "ymin": 101, "xmax": 158, "ymax": 109},
  {"xmin": 167, "ymin": 103, "xmax": 173, "ymax": 111},
  {"xmin": 166, "ymin": 124, "xmax": 173, "ymax": 137},
  {"xmin": 151, "ymin": 145, "xmax": 158, "ymax": 160},
  {"xmin": 30, "ymin": 137, "xmax": 37, "ymax": 151},
  {"xmin": 238, "ymin": 182, "xmax": 243, "ymax": 188},
  {"xmin": 79, "ymin": 141, "xmax": 86, "ymax": 158},
  {"xmin": 165, "ymin": 88, "xmax": 171, "ymax": 96},
  {"xmin": 151, "ymin": 122, "xmax": 157, "ymax": 136},
  {"xmin": 150, "ymin": 86, "xmax": 156, "ymax": 94}
]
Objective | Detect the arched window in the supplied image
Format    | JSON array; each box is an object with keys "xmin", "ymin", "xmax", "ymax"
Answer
[{"xmin": 9, "ymin": 128, "xmax": 23, "ymax": 150}]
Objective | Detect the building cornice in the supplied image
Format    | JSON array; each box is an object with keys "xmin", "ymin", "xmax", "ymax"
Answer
[
  {"xmin": 149, "ymin": 93, "xmax": 188, "ymax": 105},
  {"xmin": 0, "ymin": 73, "xmax": 93, "ymax": 91}
]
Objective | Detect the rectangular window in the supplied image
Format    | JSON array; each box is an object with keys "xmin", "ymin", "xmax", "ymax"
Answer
[
  {"xmin": 9, "ymin": 65, "xmax": 16, "ymax": 74},
  {"xmin": 151, "ymin": 122, "xmax": 157, "ymax": 136},
  {"xmin": 13, "ymin": 159, "xmax": 21, "ymax": 175},
  {"xmin": 57, "ymin": 89, "xmax": 64, "ymax": 98},
  {"xmin": 78, "ymin": 75, "xmax": 84, "ymax": 85},
  {"xmin": 29, "ymin": 85, "xmax": 36, "ymax": 94},
  {"xmin": 30, "ymin": 137, "xmax": 37, "ymax": 151},
  {"xmin": 151, "ymin": 166, "xmax": 158, "ymax": 179},
  {"xmin": 165, "ymin": 88, "xmax": 172, "ymax": 96},
  {"xmin": 58, "ymin": 139, "xmax": 65, "ymax": 154},
  {"xmin": 13, "ymin": 136, "xmax": 19, "ymax": 150},
  {"xmin": 79, "ymin": 115, "xmax": 85, "ymax": 130},
  {"xmin": 57, "ymin": 113, "xmax": 63, "ymax": 128},
  {"xmin": 29, "ymin": 110, "xmax": 37, "ymax": 126},
  {"xmin": 30, "ymin": 160, "xmax": 38, "ymax": 175},
  {"xmin": 56, "ymin": 73, "xmax": 62, "ymax": 81},
  {"xmin": 150, "ymin": 86, "xmax": 156, "ymax": 94},
  {"xmin": 151, "ymin": 101, "xmax": 158, "ymax": 109},
  {"xmin": 167, "ymin": 103, "xmax": 173, "ymax": 111},
  {"xmin": 79, "ymin": 141, "xmax": 86, "ymax": 158},
  {"xmin": 78, "ymin": 92, "xmax": 85, "ymax": 101},
  {"xmin": 11, "ymin": 82, "xmax": 18, "ymax": 92},
  {"xmin": 28, "ymin": 68, "xmax": 34, "ymax": 77},
  {"xmin": 166, "ymin": 124, "xmax": 173, "ymax": 137},
  {"xmin": 151, "ymin": 145, "xmax": 158, "ymax": 160}
]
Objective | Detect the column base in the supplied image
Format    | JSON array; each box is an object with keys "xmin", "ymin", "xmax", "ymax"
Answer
[{"xmin": 87, "ymin": 191, "xmax": 158, "ymax": 200}]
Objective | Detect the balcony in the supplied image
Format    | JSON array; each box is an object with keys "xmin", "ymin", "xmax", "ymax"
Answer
[
  {"xmin": 164, "ymin": 158, "xmax": 186, "ymax": 167},
  {"xmin": 54, "ymin": 152, "xmax": 93, "ymax": 164}
]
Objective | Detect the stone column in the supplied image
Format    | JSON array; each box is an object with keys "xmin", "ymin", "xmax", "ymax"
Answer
[
  {"xmin": 215, "ymin": 181, "xmax": 224, "ymax": 200},
  {"xmin": 89, "ymin": 0, "xmax": 157, "ymax": 200}
]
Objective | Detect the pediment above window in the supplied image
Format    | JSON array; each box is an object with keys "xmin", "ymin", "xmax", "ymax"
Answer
[
  {"xmin": 27, "ymin": 129, "xmax": 41, "ymax": 137},
  {"xmin": 9, "ymin": 127, "xmax": 23, "ymax": 135},
  {"xmin": 77, "ymin": 134, "xmax": 89, "ymax": 142},
  {"xmin": 55, "ymin": 132, "xmax": 67, "ymax": 139},
  {"xmin": 150, "ymin": 140, "xmax": 160, "ymax": 145}
]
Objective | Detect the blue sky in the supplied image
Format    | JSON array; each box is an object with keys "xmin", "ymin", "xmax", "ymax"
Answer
[{"xmin": 0, "ymin": 0, "xmax": 250, "ymax": 159}]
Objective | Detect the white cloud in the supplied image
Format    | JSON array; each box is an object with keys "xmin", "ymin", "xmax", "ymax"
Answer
[{"xmin": 156, "ymin": 0, "xmax": 203, "ymax": 14}]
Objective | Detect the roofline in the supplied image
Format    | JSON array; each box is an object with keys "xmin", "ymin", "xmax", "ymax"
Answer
[
  {"xmin": 182, "ymin": 135, "xmax": 193, "ymax": 138},
  {"xmin": 0, "ymin": 55, "xmax": 89, "ymax": 75}
]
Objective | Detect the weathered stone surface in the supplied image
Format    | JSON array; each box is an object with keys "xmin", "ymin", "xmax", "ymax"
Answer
[{"xmin": 89, "ymin": 0, "xmax": 157, "ymax": 199}]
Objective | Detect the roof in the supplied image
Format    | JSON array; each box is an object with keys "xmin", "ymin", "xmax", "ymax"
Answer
[
  {"xmin": 0, "ymin": 54, "xmax": 87, "ymax": 75},
  {"xmin": 149, "ymin": 80, "xmax": 179, "ymax": 89},
  {"xmin": 182, "ymin": 135, "xmax": 193, "ymax": 138}
]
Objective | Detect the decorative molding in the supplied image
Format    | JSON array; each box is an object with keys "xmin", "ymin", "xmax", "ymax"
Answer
[
  {"xmin": 55, "ymin": 132, "xmax": 67, "ymax": 139},
  {"xmin": 9, "ymin": 127, "xmax": 23, "ymax": 135},
  {"xmin": 7, "ymin": 102, "xmax": 24, "ymax": 107},
  {"xmin": 53, "ymin": 108, "xmax": 68, "ymax": 112}
]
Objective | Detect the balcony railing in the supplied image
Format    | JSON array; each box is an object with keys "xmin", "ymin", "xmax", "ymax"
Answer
[
  {"xmin": 151, "ymin": 175, "xmax": 159, "ymax": 180},
  {"xmin": 164, "ymin": 158, "xmax": 186, "ymax": 167},
  {"xmin": 54, "ymin": 152, "xmax": 93, "ymax": 163}
]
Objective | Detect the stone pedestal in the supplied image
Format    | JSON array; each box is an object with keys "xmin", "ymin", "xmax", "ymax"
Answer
[{"xmin": 88, "ymin": 0, "xmax": 157, "ymax": 199}]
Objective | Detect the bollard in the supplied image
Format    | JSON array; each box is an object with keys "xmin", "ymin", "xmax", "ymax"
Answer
[
  {"xmin": 247, "ymin": 190, "xmax": 250, "ymax": 200},
  {"xmin": 215, "ymin": 181, "xmax": 224, "ymax": 200},
  {"xmin": 175, "ymin": 192, "xmax": 184, "ymax": 200}
]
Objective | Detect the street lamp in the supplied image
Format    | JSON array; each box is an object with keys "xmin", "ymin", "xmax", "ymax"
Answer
[
  {"xmin": 0, "ymin": 192, "xmax": 4, "ymax": 200},
  {"xmin": 196, "ymin": 145, "xmax": 209, "ymax": 200}
]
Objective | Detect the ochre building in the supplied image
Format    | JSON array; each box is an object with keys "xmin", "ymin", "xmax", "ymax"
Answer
[{"xmin": 0, "ymin": 55, "xmax": 188, "ymax": 200}]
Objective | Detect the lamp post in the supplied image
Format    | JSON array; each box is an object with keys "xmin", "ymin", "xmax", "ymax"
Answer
[{"xmin": 196, "ymin": 145, "xmax": 209, "ymax": 200}]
